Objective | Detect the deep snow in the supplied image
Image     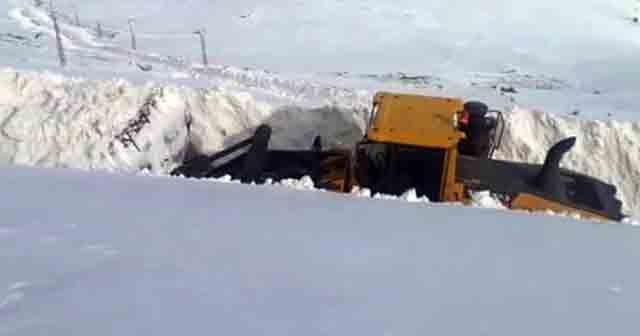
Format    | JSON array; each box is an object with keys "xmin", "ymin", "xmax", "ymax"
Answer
[
  {"xmin": 1, "ymin": 166, "xmax": 640, "ymax": 336},
  {"xmin": 1, "ymin": 0, "xmax": 640, "ymax": 334}
]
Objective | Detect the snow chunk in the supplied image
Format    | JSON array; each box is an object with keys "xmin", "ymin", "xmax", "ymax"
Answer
[
  {"xmin": 213, "ymin": 174, "xmax": 241, "ymax": 184},
  {"xmin": 276, "ymin": 175, "xmax": 316, "ymax": 190},
  {"xmin": 469, "ymin": 191, "xmax": 506, "ymax": 209},
  {"xmin": 350, "ymin": 186, "xmax": 372, "ymax": 198},
  {"xmin": 399, "ymin": 189, "xmax": 430, "ymax": 203}
]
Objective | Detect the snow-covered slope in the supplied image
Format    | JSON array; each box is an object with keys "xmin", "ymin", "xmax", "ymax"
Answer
[
  {"xmin": 1, "ymin": 165, "xmax": 640, "ymax": 336},
  {"xmin": 12, "ymin": 0, "xmax": 640, "ymax": 86}
]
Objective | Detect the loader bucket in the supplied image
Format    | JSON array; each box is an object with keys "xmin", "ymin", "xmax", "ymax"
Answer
[{"xmin": 171, "ymin": 124, "xmax": 353, "ymax": 192}]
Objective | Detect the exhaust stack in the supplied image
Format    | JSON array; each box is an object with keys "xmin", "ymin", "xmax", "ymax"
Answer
[{"xmin": 533, "ymin": 137, "xmax": 576, "ymax": 200}]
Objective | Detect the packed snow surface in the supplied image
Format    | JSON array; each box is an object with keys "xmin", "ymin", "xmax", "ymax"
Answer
[{"xmin": 2, "ymin": 165, "xmax": 640, "ymax": 336}]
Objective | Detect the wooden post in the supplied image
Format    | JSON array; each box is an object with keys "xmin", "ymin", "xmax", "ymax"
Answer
[{"xmin": 96, "ymin": 22, "xmax": 103, "ymax": 38}]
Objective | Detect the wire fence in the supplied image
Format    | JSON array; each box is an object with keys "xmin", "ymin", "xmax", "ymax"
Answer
[
  {"xmin": 39, "ymin": 0, "xmax": 210, "ymax": 68},
  {"xmin": 38, "ymin": 0, "xmax": 640, "ymax": 69}
]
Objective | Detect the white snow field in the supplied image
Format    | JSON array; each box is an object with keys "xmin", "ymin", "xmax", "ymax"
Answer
[
  {"xmin": 1, "ymin": 0, "xmax": 640, "ymax": 333},
  {"xmin": 1, "ymin": 165, "xmax": 640, "ymax": 336}
]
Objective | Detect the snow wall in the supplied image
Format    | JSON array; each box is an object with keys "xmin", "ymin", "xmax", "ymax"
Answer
[{"xmin": 0, "ymin": 69, "xmax": 638, "ymax": 216}]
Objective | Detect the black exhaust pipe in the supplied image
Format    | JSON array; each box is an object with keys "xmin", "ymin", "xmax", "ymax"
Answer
[{"xmin": 533, "ymin": 137, "xmax": 576, "ymax": 200}]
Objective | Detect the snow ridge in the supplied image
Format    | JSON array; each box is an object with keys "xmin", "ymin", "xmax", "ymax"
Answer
[{"xmin": 0, "ymin": 69, "xmax": 364, "ymax": 171}]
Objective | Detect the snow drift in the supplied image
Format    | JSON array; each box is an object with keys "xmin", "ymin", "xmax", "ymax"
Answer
[
  {"xmin": 0, "ymin": 69, "xmax": 638, "ymax": 216},
  {"xmin": 2, "ymin": 165, "xmax": 640, "ymax": 336}
]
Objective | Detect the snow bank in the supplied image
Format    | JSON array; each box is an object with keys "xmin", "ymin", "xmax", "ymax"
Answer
[
  {"xmin": 0, "ymin": 69, "xmax": 638, "ymax": 217},
  {"xmin": 0, "ymin": 69, "xmax": 184, "ymax": 171},
  {"xmin": 0, "ymin": 69, "xmax": 363, "ymax": 172}
]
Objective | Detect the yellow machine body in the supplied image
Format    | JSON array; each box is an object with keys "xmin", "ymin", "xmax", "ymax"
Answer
[
  {"xmin": 510, "ymin": 193, "xmax": 610, "ymax": 221},
  {"xmin": 365, "ymin": 92, "xmax": 466, "ymax": 202},
  {"xmin": 367, "ymin": 92, "xmax": 466, "ymax": 149}
]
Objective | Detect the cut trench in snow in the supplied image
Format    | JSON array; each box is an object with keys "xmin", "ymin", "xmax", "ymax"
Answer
[{"xmin": 0, "ymin": 69, "xmax": 638, "ymax": 218}]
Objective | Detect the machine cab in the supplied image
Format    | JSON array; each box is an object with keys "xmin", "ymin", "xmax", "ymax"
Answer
[{"xmin": 356, "ymin": 92, "xmax": 467, "ymax": 201}]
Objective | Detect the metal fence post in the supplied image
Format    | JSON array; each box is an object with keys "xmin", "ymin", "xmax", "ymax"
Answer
[
  {"xmin": 194, "ymin": 29, "xmax": 208, "ymax": 67},
  {"xmin": 50, "ymin": 0, "xmax": 66, "ymax": 67},
  {"xmin": 128, "ymin": 19, "xmax": 137, "ymax": 50}
]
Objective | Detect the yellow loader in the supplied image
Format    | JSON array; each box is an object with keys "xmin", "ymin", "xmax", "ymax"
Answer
[{"xmin": 173, "ymin": 92, "xmax": 623, "ymax": 221}]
